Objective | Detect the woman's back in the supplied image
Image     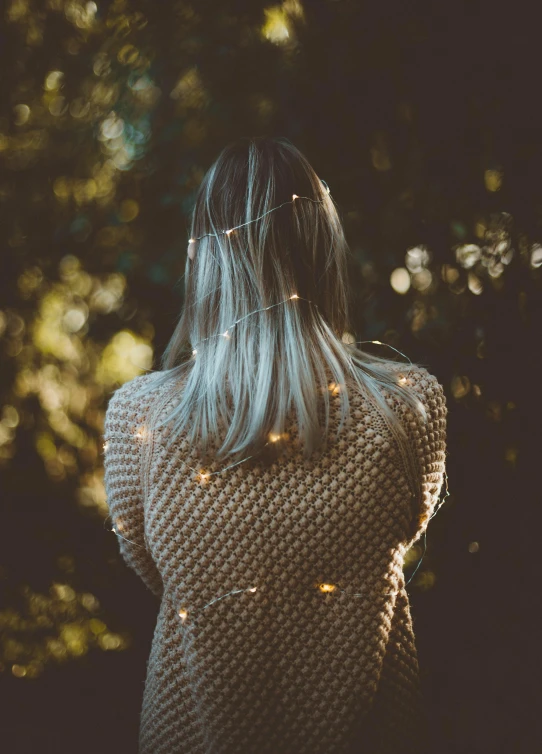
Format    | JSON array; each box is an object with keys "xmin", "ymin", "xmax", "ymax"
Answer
[{"xmin": 104, "ymin": 362, "xmax": 447, "ymax": 754}]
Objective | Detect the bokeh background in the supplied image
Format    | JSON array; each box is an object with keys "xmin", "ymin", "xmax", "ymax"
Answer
[{"xmin": 1, "ymin": 1, "xmax": 541, "ymax": 752}]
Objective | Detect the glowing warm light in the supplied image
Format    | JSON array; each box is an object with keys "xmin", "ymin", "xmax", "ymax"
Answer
[
  {"xmin": 99, "ymin": 632, "xmax": 122, "ymax": 650},
  {"xmin": 456, "ymin": 243, "xmax": 481, "ymax": 269},
  {"xmin": 103, "ymin": 441, "xmax": 109, "ymax": 452},
  {"xmin": 290, "ymin": 294, "xmax": 299, "ymax": 299},
  {"xmin": 262, "ymin": 7, "xmax": 292, "ymax": 44},
  {"xmin": 248, "ymin": 587, "xmax": 257, "ymax": 592},
  {"xmin": 13, "ymin": 104, "xmax": 30, "ymax": 125},
  {"xmin": 97, "ymin": 329, "xmax": 153, "ymax": 386},
  {"xmin": 442, "ymin": 264, "xmax": 460, "ymax": 284},
  {"xmin": 405, "ymin": 245, "xmax": 431, "ymax": 273},
  {"xmin": 225, "ymin": 229, "xmax": 233, "ymax": 235},
  {"xmin": 2, "ymin": 405, "xmax": 19, "ymax": 428},
  {"xmin": 451, "ymin": 375, "xmax": 471, "ymax": 399},
  {"xmin": 189, "ymin": 238, "xmax": 196, "ymax": 244},
  {"xmin": 411, "ymin": 269, "xmax": 432, "ymax": 292},
  {"xmin": 134, "ymin": 427, "xmax": 147, "ymax": 440},
  {"xmin": 269, "ymin": 433, "xmax": 281, "ymax": 442},
  {"xmin": 390, "ymin": 267, "xmax": 411, "ymax": 294},
  {"xmin": 51, "ymin": 583, "xmax": 76, "ymax": 602},
  {"xmin": 199, "ymin": 472, "xmax": 210, "ymax": 481},
  {"xmin": 398, "ymin": 375, "xmax": 407, "ymax": 384},
  {"xmin": 100, "ymin": 113, "xmax": 124, "ymax": 141},
  {"xmin": 44, "ymin": 71, "xmax": 64, "ymax": 91},
  {"xmin": 178, "ymin": 608, "xmax": 188, "ymax": 621},
  {"xmin": 319, "ymin": 583, "xmax": 336, "ymax": 593},
  {"xmin": 468, "ymin": 272, "xmax": 483, "ymax": 295},
  {"xmin": 169, "ymin": 66, "xmax": 207, "ymax": 105},
  {"xmin": 530, "ymin": 243, "xmax": 542, "ymax": 268},
  {"xmin": 484, "ymin": 169, "xmax": 503, "ymax": 192},
  {"xmin": 192, "ymin": 349, "xmax": 197, "ymax": 356},
  {"xmin": 292, "ymin": 194, "xmax": 298, "ymax": 200},
  {"xmin": 223, "ymin": 330, "xmax": 230, "ymax": 338}
]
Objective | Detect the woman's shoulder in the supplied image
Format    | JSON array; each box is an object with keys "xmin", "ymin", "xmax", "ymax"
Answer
[
  {"xmin": 386, "ymin": 361, "xmax": 443, "ymax": 389},
  {"xmin": 345, "ymin": 362, "xmax": 444, "ymax": 398},
  {"xmin": 106, "ymin": 370, "xmax": 160, "ymax": 408},
  {"xmin": 385, "ymin": 364, "xmax": 447, "ymax": 430},
  {"xmin": 104, "ymin": 371, "xmax": 170, "ymax": 430},
  {"xmin": 346, "ymin": 362, "xmax": 447, "ymax": 427}
]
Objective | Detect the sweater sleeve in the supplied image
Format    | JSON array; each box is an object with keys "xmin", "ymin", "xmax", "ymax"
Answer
[
  {"xmin": 103, "ymin": 377, "xmax": 164, "ymax": 600},
  {"xmin": 389, "ymin": 365, "xmax": 448, "ymax": 545}
]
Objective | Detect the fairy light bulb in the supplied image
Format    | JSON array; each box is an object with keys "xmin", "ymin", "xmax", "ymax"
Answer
[
  {"xmin": 103, "ymin": 441, "xmax": 109, "ymax": 452},
  {"xmin": 186, "ymin": 308, "xmax": 418, "ymax": 482},
  {"xmin": 123, "ymin": 266, "xmax": 419, "ymax": 492},
  {"xmin": 319, "ymin": 583, "xmax": 336, "ymax": 593},
  {"xmin": 190, "ymin": 189, "xmax": 328, "ymax": 244},
  {"xmin": 189, "ymin": 238, "xmax": 196, "ymax": 243},
  {"xmin": 248, "ymin": 587, "xmax": 257, "ymax": 592},
  {"xmin": 178, "ymin": 608, "xmax": 188, "ymax": 622}
]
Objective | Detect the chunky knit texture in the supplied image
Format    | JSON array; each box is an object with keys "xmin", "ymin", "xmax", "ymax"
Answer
[{"xmin": 103, "ymin": 364, "xmax": 447, "ymax": 754}]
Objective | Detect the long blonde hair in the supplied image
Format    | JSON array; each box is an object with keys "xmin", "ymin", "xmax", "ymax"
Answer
[{"xmin": 132, "ymin": 135, "xmax": 426, "ymax": 500}]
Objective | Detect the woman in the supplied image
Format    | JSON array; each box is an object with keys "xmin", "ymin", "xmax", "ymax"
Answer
[{"xmin": 103, "ymin": 135, "xmax": 447, "ymax": 754}]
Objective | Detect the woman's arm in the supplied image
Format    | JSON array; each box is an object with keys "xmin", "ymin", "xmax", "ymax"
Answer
[
  {"xmin": 387, "ymin": 365, "xmax": 448, "ymax": 544},
  {"xmin": 103, "ymin": 377, "xmax": 164, "ymax": 600}
]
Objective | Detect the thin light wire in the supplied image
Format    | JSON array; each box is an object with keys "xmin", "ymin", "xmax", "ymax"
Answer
[
  {"xmin": 111, "ymin": 292, "xmax": 417, "ymax": 478},
  {"xmin": 404, "ymin": 469, "xmax": 450, "ymax": 587},
  {"xmin": 103, "ymin": 515, "xmax": 142, "ymax": 548},
  {"xmin": 405, "ymin": 532, "xmax": 427, "ymax": 586},
  {"xmin": 102, "ymin": 513, "xmax": 375, "ymax": 600},
  {"xmin": 189, "ymin": 182, "xmax": 330, "ymax": 243},
  {"xmin": 192, "ymin": 294, "xmax": 308, "ymax": 349},
  {"xmin": 190, "ymin": 294, "xmax": 415, "ymax": 372},
  {"xmin": 197, "ymin": 582, "xmax": 374, "ymax": 617},
  {"xmin": 429, "ymin": 466, "xmax": 450, "ymax": 521},
  {"xmin": 104, "ymin": 471, "xmax": 451, "ymax": 594},
  {"xmin": 105, "ymin": 292, "xmax": 435, "ymax": 557},
  {"xmin": 105, "ymin": 175, "xmax": 448, "ymax": 595}
]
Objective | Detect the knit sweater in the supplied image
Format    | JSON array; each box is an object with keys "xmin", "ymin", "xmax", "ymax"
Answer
[{"xmin": 103, "ymin": 364, "xmax": 447, "ymax": 754}]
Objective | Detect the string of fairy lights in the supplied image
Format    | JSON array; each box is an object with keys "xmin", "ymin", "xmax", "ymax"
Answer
[{"xmin": 103, "ymin": 185, "xmax": 450, "ymax": 619}]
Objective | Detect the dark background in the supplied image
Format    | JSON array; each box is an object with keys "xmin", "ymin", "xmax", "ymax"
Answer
[{"xmin": 0, "ymin": 1, "xmax": 540, "ymax": 752}]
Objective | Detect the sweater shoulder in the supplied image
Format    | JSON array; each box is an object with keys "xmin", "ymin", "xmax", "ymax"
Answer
[
  {"xmin": 387, "ymin": 361, "xmax": 442, "ymax": 389},
  {"xmin": 373, "ymin": 364, "xmax": 447, "ymax": 438},
  {"xmin": 386, "ymin": 363, "xmax": 446, "ymax": 407},
  {"xmin": 104, "ymin": 372, "xmax": 163, "ymax": 435}
]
